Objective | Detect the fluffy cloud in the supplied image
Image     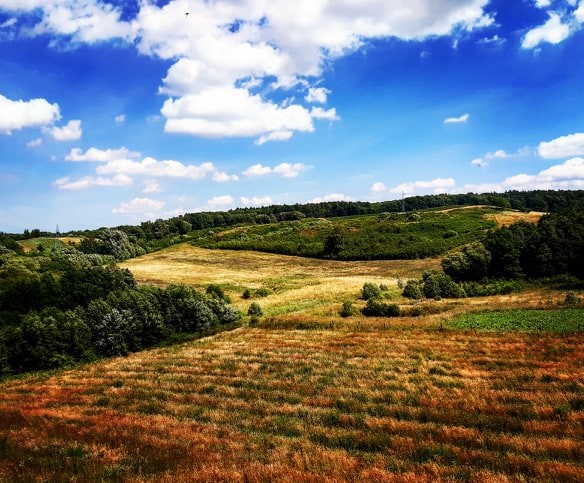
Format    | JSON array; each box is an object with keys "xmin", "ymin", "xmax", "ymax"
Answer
[
  {"xmin": 212, "ymin": 171, "xmax": 239, "ymax": 182},
  {"xmin": 390, "ymin": 177, "xmax": 456, "ymax": 194},
  {"xmin": 65, "ymin": 146, "xmax": 140, "ymax": 162},
  {"xmin": 57, "ymin": 148, "xmax": 236, "ymax": 190},
  {"xmin": 96, "ymin": 157, "xmax": 216, "ymax": 180},
  {"xmin": 207, "ymin": 195, "xmax": 235, "ymax": 208},
  {"xmin": 471, "ymin": 158, "xmax": 488, "ymax": 167},
  {"xmin": 113, "ymin": 197, "xmax": 165, "ymax": 217},
  {"xmin": 243, "ymin": 162, "xmax": 307, "ymax": 178},
  {"xmin": 27, "ymin": 138, "xmax": 42, "ymax": 148},
  {"xmin": 161, "ymin": 86, "xmax": 315, "ymax": 139},
  {"xmin": 240, "ymin": 196, "xmax": 273, "ymax": 206},
  {"xmin": 142, "ymin": 180, "xmax": 161, "ymax": 194},
  {"xmin": 0, "ymin": 94, "xmax": 60, "ymax": 134},
  {"xmin": 539, "ymin": 132, "xmax": 584, "ymax": 158},
  {"xmin": 54, "ymin": 174, "xmax": 132, "ymax": 190},
  {"xmin": 306, "ymin": 87, "xmax": 330, "ymax": 104},
  {"xmin": 443, "ymin": 113, "xmax": 469, "ymax": 124},
  {"xmin": 463, "ymin": 157, "xmax": 584, "ymax": 192},
  {"xmin": 47, "ymin": 119, "xmax": 82, "ymax": 141},
  {"xmin": 115, "ymin": 114, "xmax": 125, "ymax": 123},
  {"xmin": 371, "ymin": 182, "xmax": 387, "ymax": 192},
  {"xmin": 1, "ymin": 0, "xmax": 493, "ymax": 143},
  {"xmin": 309, "ymin": 193, "xmax": 356, "ymax": 203},
  {"xmin": 522, "ymin": 13, "xmax": 570, "ymax": 49}
]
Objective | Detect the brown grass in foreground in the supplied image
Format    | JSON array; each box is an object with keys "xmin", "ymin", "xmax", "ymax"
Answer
[{"xmin": 1, "ymin": 326, "xmax": 583, "ymax": 482}]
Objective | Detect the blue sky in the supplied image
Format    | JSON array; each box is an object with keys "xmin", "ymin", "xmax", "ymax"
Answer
[{"xmin": 1, "ymin": 0, "xmax": 584, "ymax": 233}]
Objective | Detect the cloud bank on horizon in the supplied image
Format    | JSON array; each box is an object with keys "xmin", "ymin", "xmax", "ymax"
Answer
[{"xmin": 1, "ymin": 0, "xmax": 584, "ymax": 231}]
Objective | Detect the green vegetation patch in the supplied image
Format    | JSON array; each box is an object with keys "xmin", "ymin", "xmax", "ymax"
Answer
[
  {"xmin": 192, "ymin": 208, "xmax": 498, "ymax": 260},
  {"xmin": 448, "ymin": 309, "xmax": 584, "ymax": 333}
]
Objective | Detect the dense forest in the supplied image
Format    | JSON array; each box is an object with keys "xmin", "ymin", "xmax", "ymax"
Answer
[
  {"xmin": 0, "ymin": 247, "xmax": 240, "ymax": 376},
  {"xmin": 401, "ymin": 208, "xmax": 584, "ymax": 300}
]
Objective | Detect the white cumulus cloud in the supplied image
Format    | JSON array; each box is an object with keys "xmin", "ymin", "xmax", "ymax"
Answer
[
  {"xmin": 113, "ymin": 197, "xmax": 165, "ymax": 217},
  {"xmin": 389, "ymin": 177, "xmax": 456, "ymax": 194},
  {"xmin": 243, "ymin": 162, "xmax": 307, "ymax": 178},
  {"xmin": 305, "ymin": 87, "xmax": 330, "ymax": 104},
  {"xmin": 96, "ymin": 157, "xmax": 216, "ymax": 180},
  {"xmin": 309, "ymin": 193, "xmax": 355, "ymax": 203},
  {"xmin": 2, "ymin": 0, "xmax": 494, "ymax": 143},
  {"xmin": 47, "ymin": 119, "xmax": 82, "ymax": 141},
  {"xmin": 240, "ymin": 196, "xmax": 273, "ymax": 206},
  {"xmin": 27, "ymin": 138, "xmax": 42, "ymax": 148},
  {"xmin": 65, "ymin": 146, "xmax": 140, "ymax": 162},
  {"xmin": 522, "ymin": 13, "xmax": 570, "ymax": 49},
  {"xmin": 539, "ymin": 132, "xmax": 584, "ymax": 158},
  {"xmin": 142, "ymin": 180, "xmax": 161, "ymax": 194},
  {"xmin": 54, "ymin": 174, "xmax": 132, "ymax": 190},
  {"xmin": 207, "ymin": 195, "xmax": 234, "ymax": 208},
  {"xmin": 0, "ymin": 94, "xmax": 60, "ymax": 134},
  {"xmin": 371, "ymin": 182, "xmax": 387, "ymax": 192}
]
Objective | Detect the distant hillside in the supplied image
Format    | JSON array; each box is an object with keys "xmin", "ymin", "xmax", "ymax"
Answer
[{"xmin": 190, "ymin": 206, "xmax": 539, "ymax": 260}]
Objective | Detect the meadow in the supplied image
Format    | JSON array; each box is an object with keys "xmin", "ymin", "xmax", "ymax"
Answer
[
  {"xmin": 1, "ymin": 242, "xmax": 582, "ymax": 481},
  {"xmin": 1, "ymin": 324, "xmax": 582, "ymax": 481}
]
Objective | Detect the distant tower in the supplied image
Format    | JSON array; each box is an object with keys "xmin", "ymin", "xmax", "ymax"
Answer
[{"xmin": 55, "ymin": 224, "xmax": 61, "ymax": 251}]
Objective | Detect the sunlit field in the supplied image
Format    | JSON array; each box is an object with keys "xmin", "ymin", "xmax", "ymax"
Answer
[
  {"xmin": 1, "ymin": 326, "xmax": 583, "ymax": 481},
  {"xmin": 121, "ymin": 244, "xmax": 439, "ymax": 317},
  {"xmin": 2, "ymin": 244, "xmax": 582, "ymax": 481}
]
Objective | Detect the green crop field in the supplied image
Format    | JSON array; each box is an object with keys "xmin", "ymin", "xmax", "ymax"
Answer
[{"xmin": 448, "ymin": 309, "xmax": 584, "ymax": 333}]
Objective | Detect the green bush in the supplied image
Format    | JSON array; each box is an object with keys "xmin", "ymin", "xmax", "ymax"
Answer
[
  {"xmin": 340, "ymin": 301, "xmax": 355, "ymax": 318},
  {"xmin": 402, "ymin": 279, "xmax": 423, "ymax": 299},
  {"xmin": 361, "ymin": 282, "xmax": 381, "ymax": 300},
  {"xmin": 362, "ymin": 299, "xmax": 400, "ymax": 317},
  {"xmin": 206, "ymin": 284, "xmax": 231, "ymax": 303},
  {"xmin": 247, "ymin": 302, "xmax": 263, "ymax": 317}
]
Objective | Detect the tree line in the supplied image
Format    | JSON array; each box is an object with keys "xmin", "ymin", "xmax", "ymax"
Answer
[
  {"xmin": 0, "ymin": 246, "xmax": 240, "ymax": 376},
  {"xmin": 402, "ymin": 207, "xmax": 584, "ymax": 301}
]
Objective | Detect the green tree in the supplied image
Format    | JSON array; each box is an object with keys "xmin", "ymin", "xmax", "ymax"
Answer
[{"xmin": 323, "ymin": 227, "xmax": 345, "ymax": 258}]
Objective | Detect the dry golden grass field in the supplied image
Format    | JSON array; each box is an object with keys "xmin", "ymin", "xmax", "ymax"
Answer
[{"xmin": 1, "ymin": 244, "xmax": 583, "ymax": 482}]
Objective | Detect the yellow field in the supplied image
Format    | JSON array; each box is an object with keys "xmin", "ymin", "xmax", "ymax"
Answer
[{"xmin": 121, "ymin": 244, "xmax": 440, "ymax": 316}]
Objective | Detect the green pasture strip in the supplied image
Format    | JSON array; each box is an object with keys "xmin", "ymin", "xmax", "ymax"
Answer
[{"xmin": 448, "ymin": 309, "xmax": 584, "ymax": 333}]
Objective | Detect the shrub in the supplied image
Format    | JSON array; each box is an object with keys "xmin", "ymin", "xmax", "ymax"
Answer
[
  {"xmin": 340, "ymin": 301, "xmax": 355, "ymax": 318},
  {"xmin": 247, "ymin": 302, "xmax": 263, "ymax": 317},
  {"xmin": 362, "ymin": 299, "xmax": 400, "ymax": 317},
  {"xmin": 361, "ymin": 282, "xmax": 381, "ymax": 300},
  {"xmin": 242, "ymin": 289, "xmax": 251, "ymax": 299},
  {"xmin": 402, "ymin": 279, "xmax": 423, "ymax": 299},
  {"xmin": 206, "ymin": 284, "xmax": 230, "ymax": 303},
  {"xmin": 255, "ymin": 288, "xmax": 270, "ymax": 298},
  {"xmin": 565, "ymin": 291, "xmax": 581, "ymax": 306}
]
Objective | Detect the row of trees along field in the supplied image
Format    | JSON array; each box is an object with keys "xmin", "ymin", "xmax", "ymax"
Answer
[
  {"xmin": 4, "ymin": 190, "xmax": 583, "ymax": 262},
  {"xmin": 9, "ymin": 189, "xmax": 576, "ymax": 257},
  {"xmin": 0, "ymin": 247, "xmax": 240, "ymax": 376},
  {"xmin": 401, "ymin": 208, "xmax": 584, "ymax": 301}
]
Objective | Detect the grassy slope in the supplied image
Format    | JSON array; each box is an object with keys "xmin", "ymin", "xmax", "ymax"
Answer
[
  {"xmin": 190, "ymin": 206, "xmax": 508, "ymax": 260},
  {"xmin": 1, "ymin": 326, "xmax": 583, "ymax": 481}
]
